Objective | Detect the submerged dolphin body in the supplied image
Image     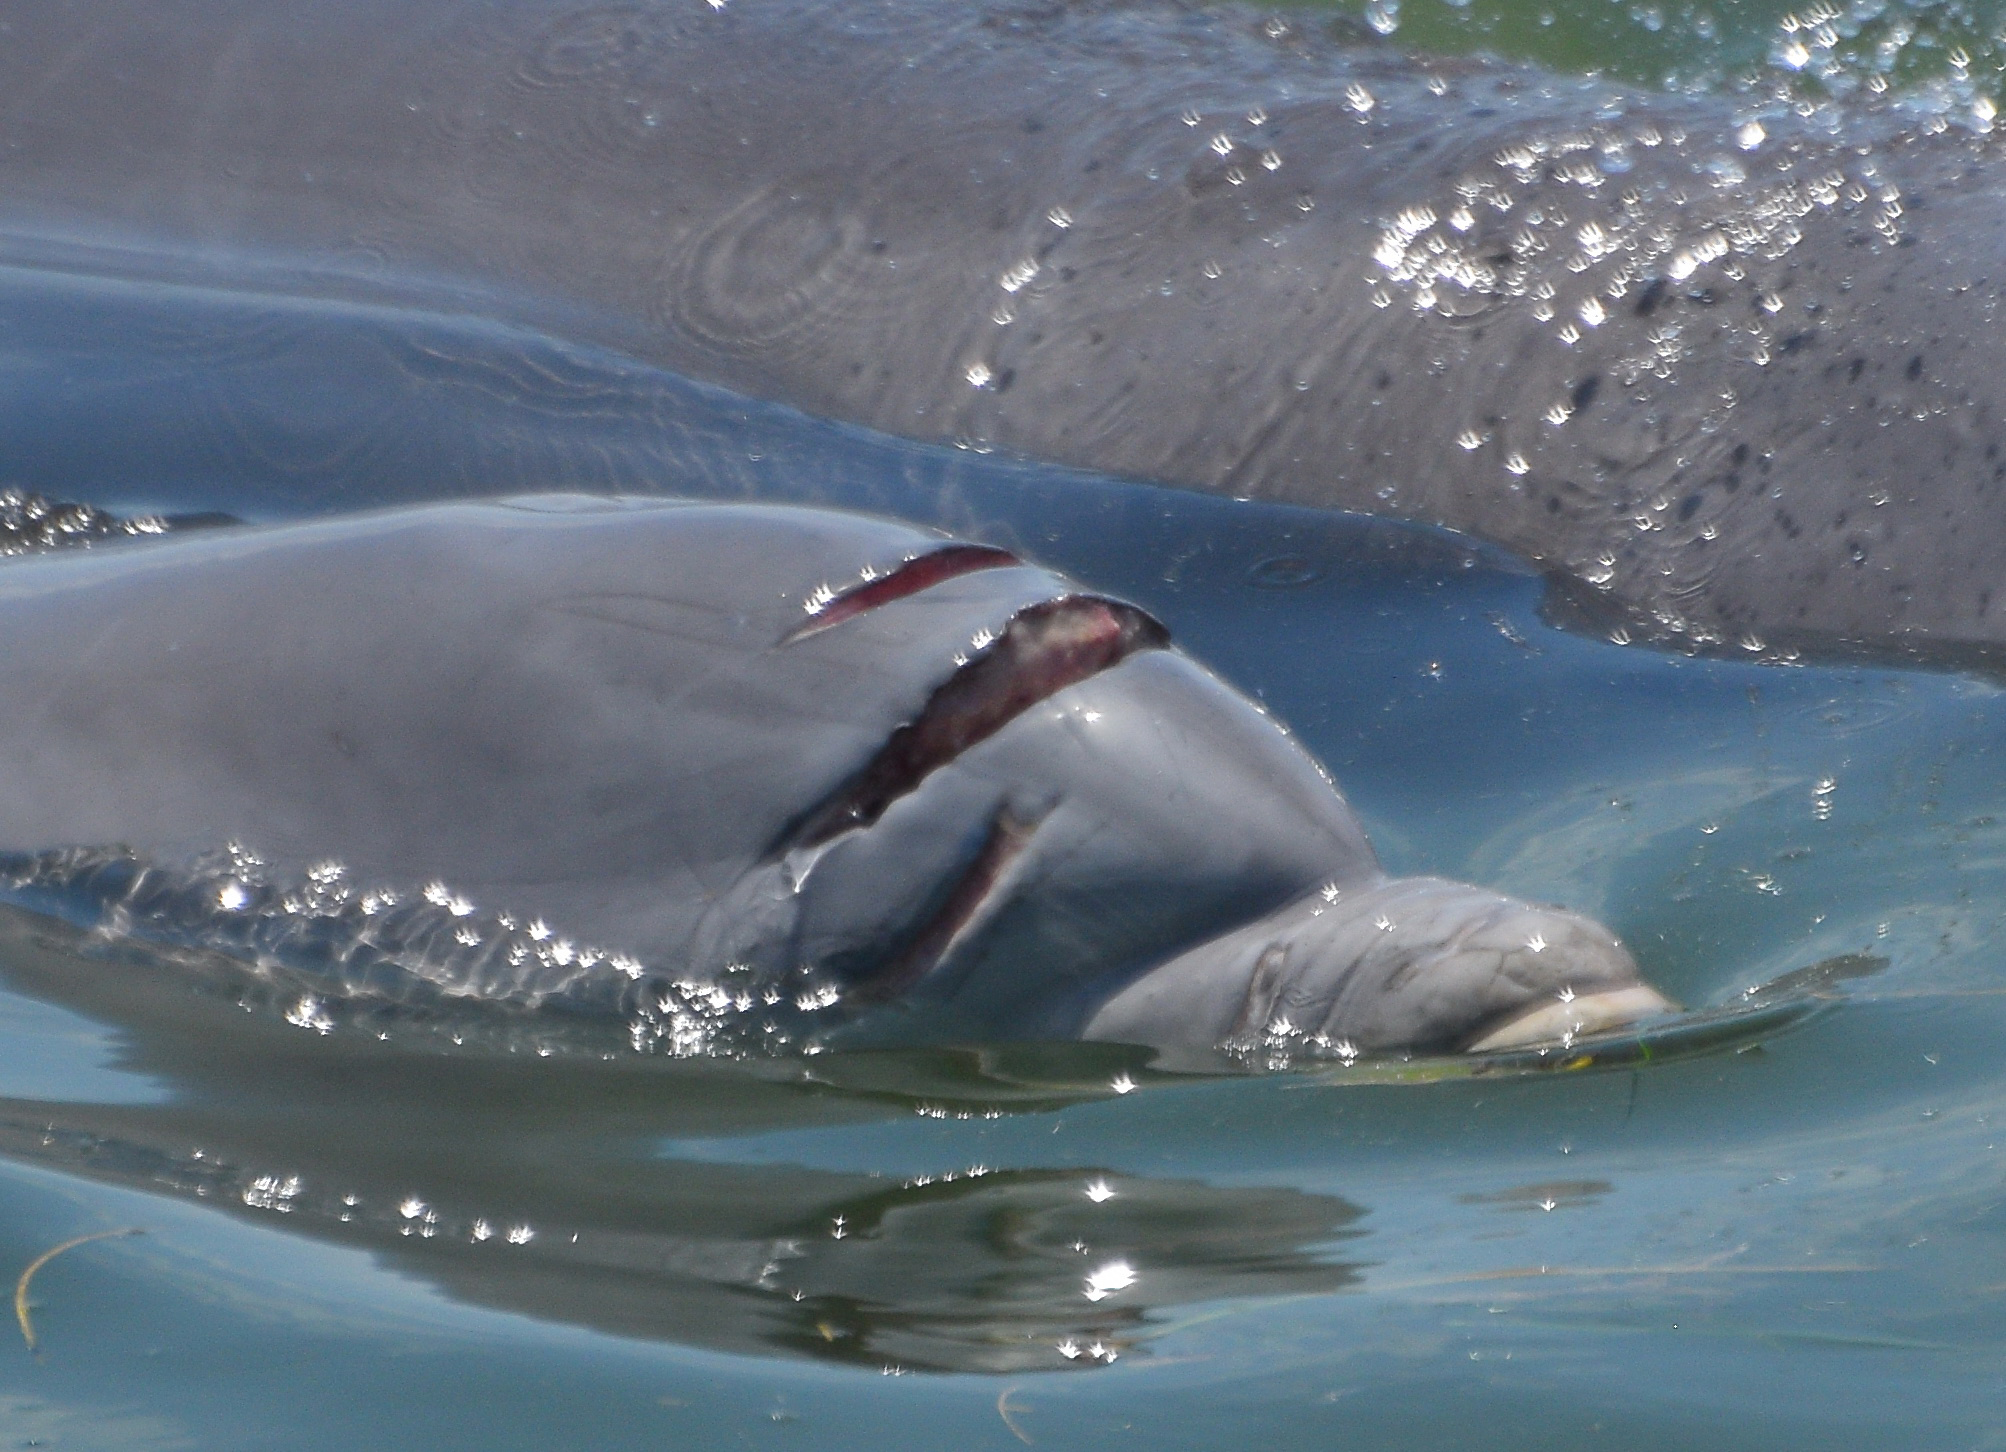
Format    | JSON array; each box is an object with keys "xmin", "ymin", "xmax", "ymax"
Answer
[
  {"xmin": 0, "ymin": 498, "xmax": 1665, "ymax": 1056},
  {"xmin": 0, "ymin": 0, "xmax": 2002, "ymax": 665}
]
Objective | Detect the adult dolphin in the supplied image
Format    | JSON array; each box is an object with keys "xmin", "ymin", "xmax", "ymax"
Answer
[
  {"xmin": 0, "ymin": 0, "xmax": 2000, "ymax": 666},
  {"xmin": 0, "ymin": 497, "xmax": 1667, "ymax": 1056}
]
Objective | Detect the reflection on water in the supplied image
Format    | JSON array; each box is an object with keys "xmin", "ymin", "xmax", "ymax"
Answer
[
  {"xmin": 0, "ymin": 1106, "xmax": 1366, "ymax": 1375},
  {"xmin": 0, "ymin": 911, "xmax": 1364, "ymax": 1375},
  {"xmin": 746, "ymin": 1171, "xmax": 1361, "ymax": 1372}
]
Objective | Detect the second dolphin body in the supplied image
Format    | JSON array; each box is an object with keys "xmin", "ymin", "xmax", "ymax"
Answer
[{"xmin": 0, "ymin": 0, "xmax": 2000, "ymax": 666}]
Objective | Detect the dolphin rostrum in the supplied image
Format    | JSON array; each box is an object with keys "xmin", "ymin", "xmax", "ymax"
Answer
[
  {"xmin": 0, "ymin": 498, "xmax": 1669, "ymax": 1057},
  {"xmin": 0, "ymin": 0, "xmax": 2000, "ymax": 666}
]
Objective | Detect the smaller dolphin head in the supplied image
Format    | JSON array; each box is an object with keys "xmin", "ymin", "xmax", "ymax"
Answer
[{"xmin": 1083, "ymin": 875, "xmax": 1675, "ymax": 1059}]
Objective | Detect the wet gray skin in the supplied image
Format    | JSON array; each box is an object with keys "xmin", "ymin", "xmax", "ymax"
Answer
[
  {"xmin": 0, "ymin": 0, "xmax": 2002, "ymax": 666},
  {"xmin": 0, "ymin": 498, "xmax": 1665, "ymax": 1055}
]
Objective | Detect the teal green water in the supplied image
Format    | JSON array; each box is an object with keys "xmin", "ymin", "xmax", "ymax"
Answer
[
  {"xmin": 2, "ymin": 1, "xmax": 2006, "ymax": 1447},
  {"xmin": 1310, "ymin": 0, "xmax": 2006, "ymax": 105}
]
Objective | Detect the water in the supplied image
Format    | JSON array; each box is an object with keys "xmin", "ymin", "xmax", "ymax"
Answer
[
  {"xmin": 1313, "ymin": 0, "xmax": 2006, "ymax": 108},
  {"xmin": 2, "ymin": 0, "xmax": 2006, "ymax": 1446}
]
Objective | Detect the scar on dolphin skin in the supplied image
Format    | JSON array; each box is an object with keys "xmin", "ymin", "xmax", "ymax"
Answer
[
  {"xmin": 782, "ymin": 595, "xmax": 1170, "ymax": 851},
  {"xmin": 0, "ymin": 497, "xmax": 1674, "ymax": 1059},
  {"xmin": 780, "ymin": 544, "xmax": 1020, "ymax": 644},
  {"xmin": 848, "ymin": 806, "xmax": 1045, "ymax": 1005}
]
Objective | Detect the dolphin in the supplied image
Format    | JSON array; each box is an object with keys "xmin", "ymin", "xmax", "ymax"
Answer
[
  {"xmin": 0, "ymin": 0, "xmax": 2000, "ymax": 666},
  {"xmin": 0, "ymin": 496, "xmax": 1668, "ymax": 1056}
]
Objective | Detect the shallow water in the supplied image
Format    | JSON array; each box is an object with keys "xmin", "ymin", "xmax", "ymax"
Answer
[{"xmin": 3, "ymin": 0, "xmax": 2006, "ymax": 1446}]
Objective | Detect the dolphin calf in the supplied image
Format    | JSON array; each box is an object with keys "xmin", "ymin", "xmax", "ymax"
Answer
[
  {"xmin": 0, "ymin": 497, "xmax": 1666, "ymax": 1056},
  {"xmin": 0, "ymin": 0, "xmax": 2000, "ymax": 666}
]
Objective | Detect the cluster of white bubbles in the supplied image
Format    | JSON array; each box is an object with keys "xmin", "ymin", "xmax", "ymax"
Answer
[{"xmin": 0, "ymin": 841, "xmax": 852, "ymax": 1060}]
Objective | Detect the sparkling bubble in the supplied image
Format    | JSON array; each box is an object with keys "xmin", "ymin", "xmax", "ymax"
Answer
[{"xmin": 1082, "ymin": 1260, "xmax": 1137, "ymax": 1301}]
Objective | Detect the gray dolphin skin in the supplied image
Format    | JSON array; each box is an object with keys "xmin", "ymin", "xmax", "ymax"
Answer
[
  {"xmin": 0, "ymin": 498, "xmax": 1666, "ymax": 1056},
  {"xmin": 0, "ymin": 0, "xmax": 2002, "ymax": 665}
]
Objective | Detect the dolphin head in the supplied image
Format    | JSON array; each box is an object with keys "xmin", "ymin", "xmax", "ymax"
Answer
[{"xmin": 1082, "ymin": 875, "xmax": 1675, "ymax": 1060}]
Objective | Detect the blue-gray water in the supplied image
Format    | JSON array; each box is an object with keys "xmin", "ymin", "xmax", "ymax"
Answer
[{"xmin": 4, "ymin": 1, "xmax": 2006, "ymax": 1445}]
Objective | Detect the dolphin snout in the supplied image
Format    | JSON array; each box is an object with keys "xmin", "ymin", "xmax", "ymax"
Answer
[
  {"xmin": 1084, "ymin": 875, "xmax": 1677, "ymax": 1057},
  {"xmin": 1465, "ymin": 984, "xmax": 1680, "ymax": 1052}
]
